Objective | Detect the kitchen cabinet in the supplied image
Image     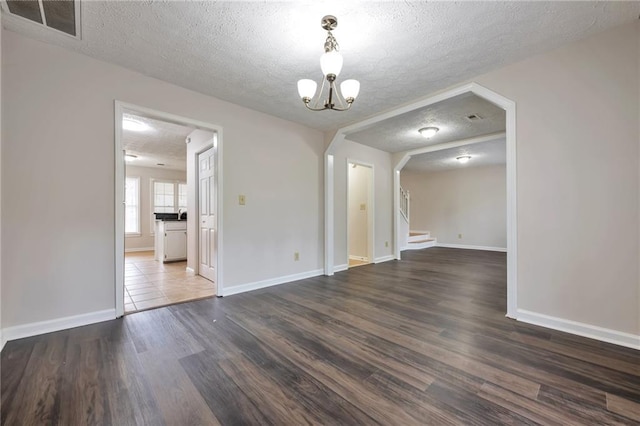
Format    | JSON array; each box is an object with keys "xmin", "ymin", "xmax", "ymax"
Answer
[{"xmin": 155, "ymin": 220, "xmax": 187, "ymax": 262}]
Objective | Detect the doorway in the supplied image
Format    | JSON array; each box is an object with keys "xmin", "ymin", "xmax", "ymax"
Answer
[
  {"xmin": 347, "ymin": 161, "xmax": 374, "ymax": 268},
  {"xmin": 324, "ymin": 82, "xmax": 517, "ymax": 318},
  {"xmin": 114, "ymin": 102, "xmax": 223, "ymax": 317}
]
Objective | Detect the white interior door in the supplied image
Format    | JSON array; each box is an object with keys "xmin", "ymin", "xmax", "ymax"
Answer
[{"xmin": 198, "ymin": 146, "xmax": 216, "ymax": 283}]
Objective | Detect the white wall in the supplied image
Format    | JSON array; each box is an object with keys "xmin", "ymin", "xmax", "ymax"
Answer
[
  {"xmin": 334, "ymin": 140, "xmax": 393, "ymax": 267},
  {"xmin": 401, "ymin": 165, "xmax": 506, "ymax": 248},
  {"xmin": 348, "ymin": 164, "xmax": 371, "ymax": 260},
  {"xmin": 1, "ymin": 30, "xmax": 324, "ymax": 329},
  {"xmin": 124, "ymin": 165, "xmax": 187, "ymax": 251},
  {"xmin": 469, "ymin": 22, "xmax": 638, "ymax": 335}
]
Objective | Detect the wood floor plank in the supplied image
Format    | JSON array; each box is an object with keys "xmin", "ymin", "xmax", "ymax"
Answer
[
  {"xmin": 607, "ymin": 393, "xmax": 640, "ymax": 422},
  {"xmin": 2, "ymin": 247, "xmax": 639, "ymax": 424},
  {"xmin": 179, "ymin": 350, "xmax": 276, "ymax": 425},
  {"xmin": 138, "ymin": 349, "xmax": 221, "ymax": 426}
]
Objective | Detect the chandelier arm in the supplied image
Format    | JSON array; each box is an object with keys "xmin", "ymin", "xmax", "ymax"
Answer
[
  {"xmin": 311, "ymin": 77, "xmax": 328, "ymax": 110},
  {"xmin": 328, "ymin": 103, "xmax": 353, "ymax": 112},
  {"xmin": 333, "ymin": 82, "xmax": 347, "ymax": 110},
  {"xmin": 304, "ymin": 103, "xmax": 330, "ymax": 112}
]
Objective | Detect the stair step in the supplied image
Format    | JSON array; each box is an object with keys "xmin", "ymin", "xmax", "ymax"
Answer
[
  {"xmin": 408, "ymin": 231, "xmax": 431, "ymax": 243},
  {"xmin": 403, "ymin": 237, "xmax": 437, "ymax": 251},
  {"xmin": 409, "ymin": 238, "xmax": 435, "ymax": 244}
]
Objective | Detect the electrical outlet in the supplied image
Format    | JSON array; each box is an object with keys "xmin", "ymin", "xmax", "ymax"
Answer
[
  {"xmin": 294, "ymin": 251, "xmax": 300, "ymax": 261},
  {"xmin": 239, "ymin": 195, "xmax": 246, "ymax": 205},
  {"xmin": 385, "ymin": 241, "xmax": 389, "ymax": 247},
  {"xmin": 458, "ymin": 233, "xmax": 462, "ymax": 239}
]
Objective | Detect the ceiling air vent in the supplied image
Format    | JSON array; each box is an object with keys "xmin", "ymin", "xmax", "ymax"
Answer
[
  {"xmin": 465, "ymin": 113, "xmax": 484, "ymax": 122},
  {"xmin": 3, "ymin": 0, "xmax": 80, "ymax": 38}
]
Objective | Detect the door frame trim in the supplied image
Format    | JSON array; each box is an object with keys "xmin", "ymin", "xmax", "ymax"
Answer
[
  {"xmin": 114, "ymin": 101, "xmax": 223, "ymax": 317},
  {"xmin": 346, "ymin": 159, "xmax": 375, "ymax": 266}
]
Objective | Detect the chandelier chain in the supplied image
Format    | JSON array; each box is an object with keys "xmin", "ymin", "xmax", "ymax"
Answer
[{"xmin": 324, "ymin": 31, "xmax": 339, "ymax": 53}]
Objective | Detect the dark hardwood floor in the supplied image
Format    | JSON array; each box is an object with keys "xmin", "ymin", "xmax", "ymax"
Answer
[{"xmin": 2, "ymin": 247, "xmax": 640, "ymax": 425}]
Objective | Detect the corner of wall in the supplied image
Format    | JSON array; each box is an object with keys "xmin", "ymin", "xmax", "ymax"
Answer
[{"xmin": 1, "ymin": 24, "xmax": 4, "ymax": 352}]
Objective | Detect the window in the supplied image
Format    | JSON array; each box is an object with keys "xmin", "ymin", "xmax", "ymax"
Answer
[
  {"xmin": 151, "ymin": 180, "xmax": 187, "ymax": 232},
  {"xmin": 153, "ymin": 181, "xmax": 176, "ymax": 213},
  {"xmin": 125, "ymin": 177, "xmax": 140, "ymax": 235},
  {"xmin": 178, "ymin": 183, "xmax": 188, "ymax": 210}
]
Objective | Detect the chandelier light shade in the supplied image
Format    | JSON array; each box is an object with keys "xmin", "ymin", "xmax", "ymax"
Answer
[
  {"xmin": 297, "ymin": 79, "xmax": 318, "ymax": 99},
  {"xmin": 297, "ymin": 15, "xmax": 360, "ymax": 111},
  {"xmin": 320, "ymin": 51, "xmax": 343, "ymax": 76},
  {"xmin": 340, "ymin": 79, "xmax": 361, "ymax": 101}
]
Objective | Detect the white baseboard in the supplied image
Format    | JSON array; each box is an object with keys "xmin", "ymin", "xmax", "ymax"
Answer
[
  {"xmin": 222, "ymin": 269, "xmax": 324, "ymax": 297},
  {"xmin": 125, "ymin": 247, "xmax": 154, "ymax": 253},
  {"xmin": 186, "ymin": 267, "xmax": 195, "ymax": 274},
  {"xmin": 374, "ymin": 255, "xmax": 395, "ymax": 264},
  {"xmin": 333, "ymin": 263, "xmax": 348, "ymax": 273},
  {"xmin": 349, "ymin": 255, "xmax": 369, "ymax": 261},
  {"xmin": 1, "ymin": 331, "xmax": 5, "ymax": 353},
  {"xmin": 436, "ymin": 243, "xmax": 507, "ymax": 252},
  {"xmin": 517, "ymin": 309, "xmax": 640, "ymax": 350},
  {"xmin": 2, "ymin": 309, "xmax": 116, "ymax": 347}
]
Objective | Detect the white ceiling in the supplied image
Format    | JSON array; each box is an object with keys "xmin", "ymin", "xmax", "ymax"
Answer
[
  {"xmin": 3, "ymin": 1, "xmax": 638, "ymax": 133},
  {"xmin": 122, "ymin": 114, "xmax": 193, "ymax": 172},
  {"xmin": 345, "ymin": 92, "xmax": 505, "ymax": 153},
  {"xmin": 403, "ymin": 138, "xmax": 506, "ymax": 173}
]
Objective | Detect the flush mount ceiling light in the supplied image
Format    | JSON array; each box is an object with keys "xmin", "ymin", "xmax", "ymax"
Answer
[
  {"xmin": 456, "ymin": 155, "xmax": 472, "ymax": 164},
  {"xmin": 123, "ymin": 117, "xmax": 150, "ymax": 132},
  {"xmin": 419, "ymin": 127, "xmax": 439, "ymax": 138},
  {"xmin": 297, "ymin": 15, "xmax": 360, "ymax": 111},
  {"xmin": 125, "ymin": 154, "xmax": 138, "ymax": 162}
]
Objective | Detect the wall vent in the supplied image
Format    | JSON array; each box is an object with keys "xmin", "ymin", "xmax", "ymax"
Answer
[
  {"xmin": 3, "ymin": 0, "xmax": 80, "ymax": 38},
  {"xmin": 465, "ymin": 113, "xmax": 484, "ymax": 122}
]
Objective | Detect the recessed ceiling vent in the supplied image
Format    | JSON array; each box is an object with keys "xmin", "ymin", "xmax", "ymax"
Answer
[
  {"xmin": 4, "ymin": 0, "xmax": 80, "ymax": 38},
  {"xmin": 465, "ymin": 113, "xmax": 484, "ymax": 122}
]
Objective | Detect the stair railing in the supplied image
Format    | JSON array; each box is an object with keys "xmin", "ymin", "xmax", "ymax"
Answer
[{"xmin": 400, "ymin": 186, "xmax": 410, "ymax": 222}]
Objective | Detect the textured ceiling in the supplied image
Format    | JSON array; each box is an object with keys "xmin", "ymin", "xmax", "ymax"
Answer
[
  {"xmin": 122, "ymin": 114, "xmax": 193, "ymax": 172},
  {"xmin": 345, "ymin": 93, "xmax": 505, "ymax": 153},
  {"xmin": 2, "ymin": 1, "xmax": 638, "ymax": 132},
  {"xmin": 403, "ymin": 138, "xmax": 506, "ymax": 173}
]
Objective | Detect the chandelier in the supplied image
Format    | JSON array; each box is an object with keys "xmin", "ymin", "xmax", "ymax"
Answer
[{"xmin": 297, "ymin": 15, "xmax": 360, "ymax": 111}]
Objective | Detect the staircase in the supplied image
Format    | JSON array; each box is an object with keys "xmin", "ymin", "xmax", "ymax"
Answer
[
  {"xmin": 405, "ymin": 231, "xmax": 437, "ymax": 250},
  {"xmin": 399, "ymin": 185, "xmax": 437, "ymax": 251}
]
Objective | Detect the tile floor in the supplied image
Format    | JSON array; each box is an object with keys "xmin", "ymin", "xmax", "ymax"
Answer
[{"xmin": 125, "ymin": 251, "xmax": 216, "ymax": 313}]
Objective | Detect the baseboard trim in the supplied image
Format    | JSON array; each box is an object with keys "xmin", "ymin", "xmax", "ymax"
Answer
[
  {"xmin": 374, "ymin": 255, "xmax": 395, "ymax": 264},
  {"xmin": 186, "ymin": 267, "xmax": 195, "ymax": 274},
  {"xmin": 2, "ymin": 309, "xmax": 117, "ymax": 347},
  {"xmin": 517, "ymin": 309, "xmax": 640, "ymax": 350},
  {"xmin": 436, "ymin": 243, "xmax": 507, "ymax": 252},
  {"xmin": 348, "ymin": 255, "xmax": 369, "ymax": 262},
  {"xmin": 333, "ymin": 263, "xmax": 348, "ymax": 273},
  {"xmin": 1, "ymin": 331, "xmax": 6, "ymax": 353},
  {"xmin": 124, "ymin": 247, "xmax": 154, "ymax": 253},
  {"xmin": 222, "ymin": 269, "xmax": 324, "ymax": 297}
]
